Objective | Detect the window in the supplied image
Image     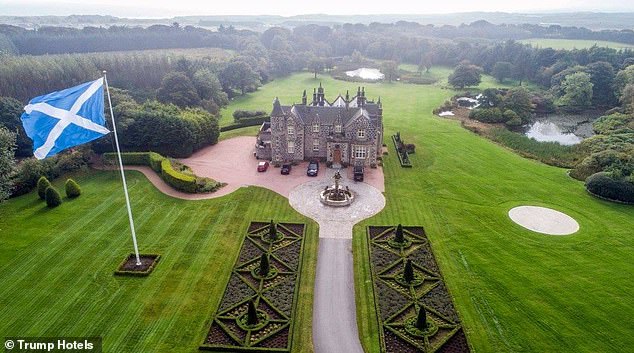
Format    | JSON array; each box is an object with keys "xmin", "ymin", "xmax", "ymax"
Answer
[
  {"xmin": 312, "ymin": 123, "xmax": 320, "ymax": 133},
  {"xmin": 357, "ymin": 129, "xmax": 366, "ymax": 139},
  {"xmin": 335, "ymin": 124, "xmax": 342, "ymax": 133},
  {"xmin": 313, "ymin": 139, "xmax": 320, "ymax": 152},
  {"xmin": 287, "ymin": 140, "xmax": 295, "ymax": 154},
  {"xmin": 287, "ymin": 125, "xmax": 295, "ymax": 135},
  {"xmin": 354, "ymin": 145, "xmax": 367, "ymax": 159}
]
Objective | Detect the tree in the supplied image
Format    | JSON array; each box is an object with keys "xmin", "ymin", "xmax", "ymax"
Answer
[
  {"xmin": 307, "ymin": 56, "xmax": 325, "ymax": 79},
  {"xmin": 259, "ymin": 253, "xmax": 270, "ymax": 277},
  {"xmin": 587, "ymin": 61, "xmax": 616, "ymax": 107},
  {"xmin": 416, "ymin": 306, "xmax": 427, "ymax": 330},
  {"xmin": 0, "ymin": 97, "xmax": 32, "ymax": 157},
  {"xmin": 620, "ymin": 84, "xmax": 634, "ymax": 113},
  {"xmin": 37, "ymin": 176, "xmax": 51, "ymax": 200},
  {"xmin": 448, "ymin": 61, "xmax": 482, "ymax": 89},
  {"xmin": 615, "ymin": 65, "xmax": 634, "ymax": 100},
  {"xmin": 380, "ymin": 60, "xmax": 399, "ymax": 82},
  {"xmin": 156, "ymin": 72, "xmax": 201, "ymax": 108},
  {"xmin": 558, "ymin": 72, "xmax": 594, "ymax": 111},
  {"xmin": 503, "ymin": 87, "xmax": 533, "ymax": 122},
  {"xmin": 45, "ymin": 186, "xmax": 62, "ymax": 208},
  {"xmin": 220, "ymin": 59, "xmax": 261, "ymax": 96},
  {"xmin": 65, "ymin": 178, "xmax": 81, "ymax": 198},
  {"xmin": 492, "ymin": 62, "xmax": 513, "ymax": 83},
  {"xmin": 0, "ymin": 127, "xmax": 16, "ymax": 202},
  {"xmin": 192, "ymin": 69, "xmax": 228, "ymax": 113},
  {"xmin": 403, "ymin": 259, "xmax": 415, "ymax": 283}
]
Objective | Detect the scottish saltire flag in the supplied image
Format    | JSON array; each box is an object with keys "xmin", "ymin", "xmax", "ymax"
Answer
[{"xmin": 20, "ymin": 78, "xmax": 110, "ymax": 159}]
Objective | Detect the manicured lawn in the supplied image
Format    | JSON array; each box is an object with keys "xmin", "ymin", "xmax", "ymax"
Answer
[
  {"xmin": 219, "ymin": 72, "xmax": 634, "ymax": 352},
  {"xmin": 519, "ymin": 38, "xmax": 634, "ymax": 50},
  {"xmin": 0, "ymin": 170, "xmax": 317, "ymax": 353}
]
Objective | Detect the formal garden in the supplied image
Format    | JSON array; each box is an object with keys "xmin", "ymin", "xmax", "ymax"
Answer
[
  {"xmin": 367, "ymin": 225, "xmax": 469, "ymax": 353},
  {"xmin": 202, "ymin": 221, "xmax": 308, "ymax": 352}
]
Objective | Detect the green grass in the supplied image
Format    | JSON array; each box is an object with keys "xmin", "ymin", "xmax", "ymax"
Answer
[
  {"xmin": 0, "ymin": 170, "xmax": 317, "ymax": 353},
  {"xmin": 220, "ymin": 72, "xmax": 634, "ymax": 352},
  {"xmin": 519, "ymin": 38, "xmax": 634, "ymax": 50}
]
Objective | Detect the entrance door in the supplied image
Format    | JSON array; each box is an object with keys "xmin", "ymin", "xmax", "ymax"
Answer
[{"xmin": 333, "ymin": 148, "xmax": 342, "ymax": 164}]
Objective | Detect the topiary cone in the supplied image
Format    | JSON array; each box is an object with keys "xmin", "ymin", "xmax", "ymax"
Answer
[
  {"xmin": 404, "ymin": 259, "xmax": 415, "ymax": 284},
  {"xmin": 247, "ymin": 300, "xmax": 258, "ymax": 326},
  {"xmin": 259, "ymin": 253, "xmax": 270, "ymax": 277},
  {"xmin": 416, "ymin": 306, "xmax": 427, "ymax": 330},
  {"xmin": 45, "ymin": 186, "xmax": 62, "ymax": 208},
  {"xmin": 37, "ymin": 176, "xmax": 51, "ymax": 200},
  {"xmin": 269, "ymin": 220, "xmax": 277, "ymax": 240},
  {"xmin": 65, "ymin": 178, "xmax": 81, "ymax": 198},
  {"xmin": 395, "ymin": 224, "xmax": 404, "ymax": 243}
]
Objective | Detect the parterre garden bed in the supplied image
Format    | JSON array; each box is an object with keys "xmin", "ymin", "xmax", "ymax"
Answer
[
  {"xmin": 200, "ymin": 221, "xmax": 307, "ymax": 352},
  {"xmin": 367, "ymin": 225, "xmax": 471, "ymax": 353}
]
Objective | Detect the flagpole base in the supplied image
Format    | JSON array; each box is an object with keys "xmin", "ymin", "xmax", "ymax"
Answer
[{"xmin": 114, "ymin": 253, "xmax": 161, "ymax": 277}]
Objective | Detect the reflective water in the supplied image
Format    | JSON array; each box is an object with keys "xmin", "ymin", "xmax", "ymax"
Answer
[
  {"xmin": 345, "ymin": 68, "xmax": 385, "ymax": 80},
  {"xmin": 524, "ymin": 113, "xmax": 598, "ymax": 145}
]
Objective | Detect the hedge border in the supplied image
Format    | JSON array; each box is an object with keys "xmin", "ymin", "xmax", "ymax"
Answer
[
  {"xmin": 585, "ymin": 189, "xmax": 634, "ymax": 205},
  {"xmin": 102, "ymin": 152, "xmax": 221, "ymax": 194},
  {"xmin": 113, "ymin": 253, "xmax": 161, "ymax": 277},
  {"xmin": 221, "ymin": 117, "xmax": 269, "ymax": 132},
  {"xmin": 392, "ymin": 135, "xmax": 412, "ymax": 168},
  {"xmin": 199, "ymin": 221, "xmax": 307, "ymax": 352}
]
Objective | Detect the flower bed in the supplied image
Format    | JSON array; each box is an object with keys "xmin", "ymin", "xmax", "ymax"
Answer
[
  {"xmin": 367, "ymin": 225, "xmax": 471, "ymax": 353},
  {"xmin": 200, "ymin": 221, "xmax": 306, "ymax": 352}
]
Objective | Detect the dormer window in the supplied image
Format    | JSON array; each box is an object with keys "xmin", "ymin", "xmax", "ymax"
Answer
[
  {"xmin": 357, "ymin": 129, "xmax": 366, "ymax": 139},
  {"xmin": 312, "ymin": 123, "xmax": 320, "ymax": 133},
  {"xmin": 287, "ymin": 125, "xmax": 295, "ymax": 135},
  {"xmin": 335, "ymin": 124, "xmax": 342, "ymax": 133}
]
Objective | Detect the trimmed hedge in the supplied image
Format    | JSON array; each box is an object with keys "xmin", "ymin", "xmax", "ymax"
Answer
[
  {"xmin": 220, "ymin": 116, "xmax": 268, "ymax": 132},
  {"xmin": 102, "ymin": 152, "xmax": 219, "ymax": 194},
  {"xmin": 586, "ymin": 172, "xmax": 634, "ymax": 204},
  {"xmin": 233, "ymin": 110, "xmax": 268, "ymax": 120},
  {"xmin": 45, "ymin": 186, "xmax": 62, "ymax": 207},
  {"xmin": 37, "ymin": 176, "xmax": 51, "ymax": 200},
  {"xmin": 64, "ymin": 178, "xmax": 81, "ymax": 198},
  {"xmin": 160, "ymin": 158, "xmax": 197, "ymax": 193}
]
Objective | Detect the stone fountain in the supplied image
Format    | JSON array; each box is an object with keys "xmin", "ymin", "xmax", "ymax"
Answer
[{"xmin": 320, "ymin": 170, "xmax": 355, "ymax": 207}]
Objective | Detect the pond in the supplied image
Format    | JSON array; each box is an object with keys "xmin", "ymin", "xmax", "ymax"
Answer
[
  {"xmin": 523, "ymin": 112, "xmax": 599, "ymax": 145},
  {"xmin": 345, "ymin": 68, "xmax": 385, "ymax": 80}
]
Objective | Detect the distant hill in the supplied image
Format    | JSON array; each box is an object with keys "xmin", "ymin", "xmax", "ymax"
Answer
[{"xmin": 1, "ymin": 12, "xmax": 633, "ymax": 31}]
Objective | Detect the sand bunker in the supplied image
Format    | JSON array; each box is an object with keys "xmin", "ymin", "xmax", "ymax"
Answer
[{"xmin": 508, "ymin": 206, "xmax": 579, "ymax": 235}]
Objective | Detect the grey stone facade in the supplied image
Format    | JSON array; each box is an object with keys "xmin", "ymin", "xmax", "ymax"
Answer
[{"xmin": 257, "ymin": 85, "xmax": 383, "ymax": 167}]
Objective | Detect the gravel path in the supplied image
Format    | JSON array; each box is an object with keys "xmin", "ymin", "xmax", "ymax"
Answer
[
  {"xmin": 509, "ymin": 206, "xmax": 580, "ymax": 235},
  {"xmin": 289, "ymin": 169, "xmax": 385, "ymax": 353}
]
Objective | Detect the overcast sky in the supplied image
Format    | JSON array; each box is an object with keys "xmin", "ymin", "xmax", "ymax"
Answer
[{"xmin": 1, "ymin": 0, "xmax": 632, "ymax": 17}]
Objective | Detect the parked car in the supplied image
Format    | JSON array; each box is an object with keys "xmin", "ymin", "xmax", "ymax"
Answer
[
  {"xmin": 353, "ymin": 165, "xmax": 364, "ymax": 181},
  {"xmin": 257, "ymin": 161, "xmax": 269, "ymax": 172},
  {"xmin": 307, "ymin": 160, "xmax": 319, "ymax": 176},
  {"xmin": 281, "ymin": 164, "xmax": 292, "ymax": 175}
]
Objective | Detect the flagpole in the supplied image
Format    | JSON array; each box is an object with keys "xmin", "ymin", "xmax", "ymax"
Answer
[{"xmin": 103, "ymin": 70, "xmax": 142, "ymax": 266}]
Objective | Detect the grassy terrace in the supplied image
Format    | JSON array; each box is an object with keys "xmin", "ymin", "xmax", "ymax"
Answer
[
  {"xmin": 1, "ymin": 71, "xmax": 633, "ymax": 353},
  {"xmin": 0, "ymin": 171, "xmax": 317, "ymax": 353}
]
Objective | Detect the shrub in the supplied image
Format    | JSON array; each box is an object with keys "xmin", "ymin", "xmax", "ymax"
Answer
[
  {"xmin": 395, "ymin": 224, "xmax": 404, "ymax": 243},
  {"xmin": 160, "ymin": 158, "xmax": 197, "ymax": 193},
  {"xmin": 416, "ymin": 306, "xmax": 427, "ymax": 330},
  {"xmin": 65, "ymin": 178, "xmax": 81, "ymax": 198},
  {"xmin": 259, "ymin": 253, "xmax": 270, "ymax": 277},
  {"xmin": 469, "ymin": 108, "xmax": 506, "ymax": 123},
  {"xmin": 45, "ymin": 186, "xmax": 62, "ymax": 207},
  {"xmin": 503, "ymin": 110, "xmax": 522, "ymax": 127},
  {"xmin": 37, "ymin": 176, "xmax": 51, "ymax": 200},
  {"xmin": 233, "ymin": 110, "xmax": 268, "ymax": 120},
  {"xmin": 586, "ymin": 172, "xmax": 634, "ymax": 203},
  {"xmin": 404, "ymin": 259, "xmax": 415, "ymax": 283}
]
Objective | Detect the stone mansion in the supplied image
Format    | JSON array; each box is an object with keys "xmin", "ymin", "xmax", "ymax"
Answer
[{"xmin": 255, "ymin": 85, "xmax": 383, "ymax": 167}]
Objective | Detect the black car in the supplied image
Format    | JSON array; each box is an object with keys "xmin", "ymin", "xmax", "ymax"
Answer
[
  {"xmin": 353, "ymin": 165, "xmax": 364, "ymax": 181},
  {"xmin": 281, "ymin": 164, "xmax": 292, "ymax": 175},
  {"xmin": 307, "ymin": 160, "xmax": 319, "ymax": 176}
]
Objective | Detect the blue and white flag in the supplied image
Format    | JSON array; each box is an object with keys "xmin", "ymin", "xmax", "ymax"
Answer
[{"xmin": 21, "ymin": 78, "xmax": 110, "ymax": 159}]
